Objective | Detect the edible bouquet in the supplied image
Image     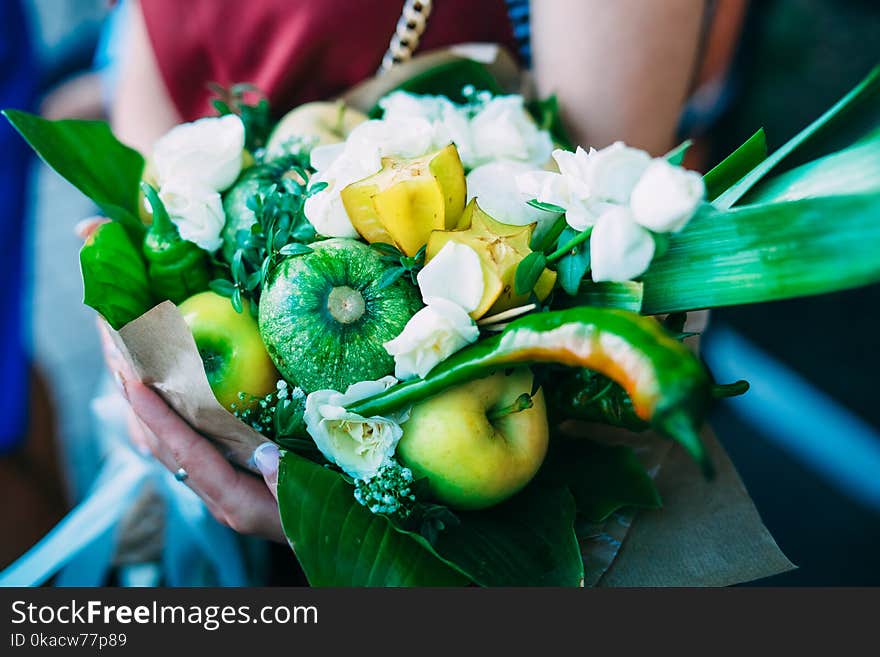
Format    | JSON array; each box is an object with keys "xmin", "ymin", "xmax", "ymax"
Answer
[{"xmin": 6, "ymin": 51, "xmax": 880, "ymax": 586}]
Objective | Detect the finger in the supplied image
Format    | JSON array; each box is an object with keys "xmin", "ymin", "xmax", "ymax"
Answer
[
  {"xmin": 126, "ymin": 408, "xmax": 154, "ymax": 456},
  {"xmin": 252, "ymin": 442, "xmax": 280, "ymax": 501},
  {"xmin": 97, "ymin": 317, "xmax": 137, "ymax": 384},
  {"xmin": 75, "ymin": 216, "xmax": 110, "ymax": 240},
  {"xmin": 123, "ymin": 377, "xmax": 283, "ymax": 540}
]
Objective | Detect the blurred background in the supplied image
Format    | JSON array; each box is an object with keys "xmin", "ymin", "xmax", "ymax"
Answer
[{"xmin": 0, "ymin": 0, "xmax": 878, "ymax": 585}]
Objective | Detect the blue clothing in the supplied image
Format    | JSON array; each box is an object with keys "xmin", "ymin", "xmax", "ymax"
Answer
[{"xmin": 0, "ymin": 0, "xmax": 36, "ymax": 452}]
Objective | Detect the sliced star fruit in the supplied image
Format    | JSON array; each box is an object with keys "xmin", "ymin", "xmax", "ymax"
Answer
[
  {"xmin": 340, "ymin": 143, "xmax": 466, "ymax": 256},
  {"xmin": 426, "ymin": 200, "xmax": 557, "ymax": 319}
]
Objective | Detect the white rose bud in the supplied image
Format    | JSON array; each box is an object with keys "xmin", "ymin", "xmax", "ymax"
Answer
[
  {"xmin": 383, "ymin": 298, "xmax": 480, "ymax": 380},
  {"xmin": 158, "ymin": 180, "xmax": 226, "ymax": 252},
  {"xmin": 153, "ymin": 114, "xmax": 245, "ymax": 192},
  {"xmin": 589, "ymin": 206, "xmax": 656, "ymax": 283},
  {"xmin": 304, "ymin": 376, "xmax": 406, "ymax": 481},
  {"xmin": 631, "ymin": 159, "xmax": 706, "ymax": 233},
  {"xmin": 416, "ymin": 241, "xmax": 485, "ymax": 312}
]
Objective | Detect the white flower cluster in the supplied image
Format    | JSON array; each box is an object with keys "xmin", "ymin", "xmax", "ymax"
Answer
[
  {"xmin": 304, "ymin": 91, "xmax": 554, "ymax": 239},
  {"xmin": 151, "ymin": 115, "xmax": 245, "ymax": 251},
  {"xmin": 517, "ymin": 143, "xmax": 705, "ymax": 282},
  {"xmin": 379, "ymin": 91, "xmax": 553, "ymax": 170}
]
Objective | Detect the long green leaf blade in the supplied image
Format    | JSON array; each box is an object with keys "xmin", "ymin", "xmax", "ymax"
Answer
[
  {"xmin": 3, "ymin": 110, "xmax": 145, "ymax": 239},
  {"xmin": 642, "ymin": 194, "xmax": 880, "ymax": 314},
  {"xmin": 713, "ymin": 65, "xmax": 880, "ymax": 209},
  {"xmin": 743, "ymin": 132, "xmax": 880, "ymax": 204},
  {"xmin": 703, "ymin": 129, "xmax": 767, "ymax": 201}
]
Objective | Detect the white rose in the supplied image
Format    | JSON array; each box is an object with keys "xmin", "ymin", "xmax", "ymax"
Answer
[
  {"xmin": 379, "ymin": 91, "xmax": 452, "ymax": 123},
  {"xmin": 304, "ymin": 376, "xmax": 406, "ymax": 481},
  {"xmin": 468, "ymin": 96, "xmax": 553, "ymax": 168},
  {"xmin": 153, "ymin": 114, "xmax": 244, "ymax": 192},
  {"xmin": 346, "ymin": 117, "xmax": 435, "ymax": 161},
  {"xmin": 416, "ymin": 241, "xmax": 485, "ymax": 312},
  {"xmin": 467, "ymin": 160, "xmax": 561, "ymax": 241},
  {"xmin": 383, "ymin": 298, "xmax": 480, "ymax": 380},
  {"xmin": 630, "ymin": 159, "xmax": 705, "ymax": 233},
  {"xmin": 309, "ymin": 142, "xmax": 346, "ymax": 172},
  {"xmin": 589, "ymin": 206, "xmax": 656, "ymax": 282},
  {"xmin": 584, "ymin": 141, "xmax": 651, "ymax": 204},
  {"xmin": 158, "ymin": 180, "xmax": 225, "ymax": 252},
  {"xmin": 378, "ymin": 92, "xmax": 474, "ymax": 160}
]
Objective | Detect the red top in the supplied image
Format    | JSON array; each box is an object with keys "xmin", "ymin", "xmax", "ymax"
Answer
[{"xmin": 141, "ymin": 0, "xmax": 519, "ymax": 121}]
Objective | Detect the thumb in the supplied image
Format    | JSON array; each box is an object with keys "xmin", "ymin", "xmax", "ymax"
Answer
[{"xmin": 253, "ymin": 442, "xmax": 280, "ymax": 500}]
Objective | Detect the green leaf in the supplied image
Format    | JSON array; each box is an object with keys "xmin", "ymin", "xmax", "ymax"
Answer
[
  {"xmin": 562, "ymin": 281, "xmax": 644, "ymax": 312},
  {"xmin": 278, "ymin": 242, "xmax": 314, "ymax": 257},
  {"xmin": 555, "ymin": 227, "xmax": 591, "ymax": 296},
  {"xmin": 642, "ymin": 194, "xmax": 880, "ymax": 314},
  {"xmin": 543, "ymin": 439, "xmax": 661, "ymax": 523},
  {"xmin": 527, "ymin": 199, "xmax": 567, "ymax": 214},
  {"xmin": 664, "ymin": 139, "xmax": 692, "ymax": 166},
  {"xmin": 533, "ymin": 215, "xmax": 567, "ymax": 253},
  {"xmin": 277, "ymin": 451, "xmax": 469, "ymax": 586},
  {"xmin": 713, "ymin": 65, "xmax": 880, "ymax": 209},
  {"xmin": 230, "ymin": 287, "xmax": 243, "ymax": 313},
  {"xmin": 703, "ymin": 129, "xmax": 767, "ymax": 201},
  {"xmin": 743, "ymin": 132, "xmax": 880, "ymax": 204},
  {"xmin": 3, "ymin": 110, "xmax": 145, "ymax": 240},
  {"xmin": 428, "ymin": 484, "xmax": 584, "ymax": 587},
  {"xmin": 377, "ymin": 266, "xmax": 406, "ymax": 290},
  {"xmin": 514, "ymin": 251, "xmax": 548, "ymax": 295},
  {"xmin": 209, "ymin": 279, "xmax": 235, "ymax": 297},
  {"xmin": 80, "ymin": 222, "xmax": 153, "ymax": 329}
]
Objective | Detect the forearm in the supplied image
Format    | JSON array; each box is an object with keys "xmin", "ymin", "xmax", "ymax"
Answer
[
  {"xmin": 530, "ymin": 0, "xmax": 705, "ymax": 155},
  {"xmin": 111, "ymin": 0, "xmax": 181, "ymax": 154}
]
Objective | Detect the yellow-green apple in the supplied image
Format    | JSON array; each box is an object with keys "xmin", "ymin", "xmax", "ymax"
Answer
[
  {"xmin": 266, "ymin": 101, "xmax": 368, "ymax": 151},
  {"xmin": 397, "ymin": 368, "xmax": 549, "ymax": 510},
  {"xmin": 178, "ymin": 291, "xmax": 279, "ymax": 411}
]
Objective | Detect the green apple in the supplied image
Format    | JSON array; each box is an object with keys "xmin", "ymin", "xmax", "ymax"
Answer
[
  {"xmin": 178, "ymin": 291, "xmax": 279, "ymax": 411},
  {"xmin": 397, "ymin": 368, "xmax": 549, "ymax": 510},
  {"xmin": 266, "ymin": 101, "xmax": 368, "ymax": 151}
]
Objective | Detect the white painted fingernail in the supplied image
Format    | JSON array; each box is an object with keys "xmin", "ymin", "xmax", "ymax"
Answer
[{"xmin": 253, "ymin": 442, "xmax": 280, "ymax": 478}]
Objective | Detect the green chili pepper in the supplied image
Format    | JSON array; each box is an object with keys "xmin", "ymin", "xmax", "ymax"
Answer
[
  {"xmin": 141, "ymin": 183, "xmax": 211, "ymax": 304},
  {"xmin": 348, "ymin": 307, "xmax": 715, "ymax": 475}
]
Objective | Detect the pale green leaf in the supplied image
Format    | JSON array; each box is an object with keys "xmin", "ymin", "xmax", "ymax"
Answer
[{"xmin": 642, "ymin": 194, "xmax": 880, "ymax": 314}]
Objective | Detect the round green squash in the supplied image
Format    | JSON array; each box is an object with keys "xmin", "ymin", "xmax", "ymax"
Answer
[
  {"xmin": 221, "ymin": 155, "xmax": 306, "ymax": 262},
  {"xmin": 258, "ymin": 238, "xmax": 422, "ymax": 393}
]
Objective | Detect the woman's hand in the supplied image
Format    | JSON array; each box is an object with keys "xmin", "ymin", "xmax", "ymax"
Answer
[
  {"xmin": 122, "ymin": 375, "xmax": 284, "ymax": 542},
  {"xmin": 97, "ymin": 318, "xmax": 285, "ymax": 543}
]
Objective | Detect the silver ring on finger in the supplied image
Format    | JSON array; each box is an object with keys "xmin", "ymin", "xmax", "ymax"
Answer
[{"xmin": 174, "ymin": 467, "xmax": 189, "ymax": 483}]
